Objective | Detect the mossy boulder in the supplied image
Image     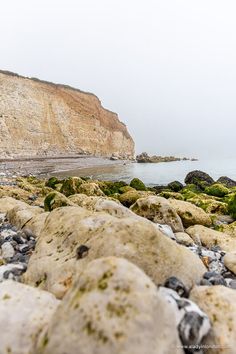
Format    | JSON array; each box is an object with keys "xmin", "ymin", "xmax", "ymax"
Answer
[
  {"xmin": 119, "ymin": 186, "xmax": 135, "ymax": 194},
  {"xmin": 130, "ymin": 178, "xmax": 147, "ymax": 191},
  {"xmin": 119, "ymin": 190, "xmax": 153, "ymax": 207},
  {"xmin": 98, "ymin": 181, "xmax": 128, "ymax": 196},
  {"xmin": 167, "ymin": 180, "xmax": 183, "ymax": 192},
  {"xmin": 77, "ymin": 182, "xmax": 104, "ymax": 197},
  {"xmin": 217, "ymin": 176, "xmax": 236, "ymax": 188},
  {"xmin": 184, "ymin": 170, "xmax": 214, "ymax": 190},
  {"xmin": 188, "ymin": 195, "xmax": 229, "ymax": 215},
  {"xmin": 227, "ymin": 193, "xmax": 236, "ymax": 219},
  {"xmin": 44, "ymin": 191, "xmax": 75, "ymax": 211},
  {"xmin": 45, "ymin": 177, "xmax": 62, "ymax": 189},
  {"xmin": 181, "ymin": 184, "xmax": 200, "ymax": 200},
  {"xmin": 205, "ymin": 183, "xmax": 229, "ymax": 197},
  {"xmin": 60, "ymin": 177, "xmax": 84, "ymax": 197},
  {"xmin": 159, "ymin": 191, "xmax": 184, "ymax": 200}
]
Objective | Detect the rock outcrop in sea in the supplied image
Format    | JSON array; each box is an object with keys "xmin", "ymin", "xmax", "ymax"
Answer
[
  {"xmin": 136, "ymin": 152, "xmax": 197, "ymax": 163},
  {"xmin": 0, "ymin": 70, "xmax": 135, "ymax": 159}
]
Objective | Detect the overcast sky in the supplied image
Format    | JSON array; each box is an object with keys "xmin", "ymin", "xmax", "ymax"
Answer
[{"xmin": 1, "ymin": 0, "xmax": 236, "ymax": 158}]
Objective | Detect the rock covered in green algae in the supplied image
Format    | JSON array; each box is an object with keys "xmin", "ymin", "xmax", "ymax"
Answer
[
  {"xmin": 217, "ymin": 176, "xmax": 236, "ymax": 188},
  {"xmin": 118, "ymin": 190, "xmax": 154, "ymax": 207},
  {"xmin": 167, "ymin": 180, "xmax": 184, "ymax": 192},
  {"xmin": 44, "ymin": 191, "xmax": 76, "ymax": 211},
  {"xmin": 60, "ymin": 177, "xmax": 84, "ymax": 197},
  {"xmin": 187, "ymin": 195, "xmax": 229, "ymax": 215},
  {"xmin": 227, "ymin": 193, "xmax": 236, "ymax": 219},
  {"xmin": 77, "ymin": 182, "xmax": 105, "ymax": 196},
  {"xmin": 185, "ymin": 170, "xmax": 214, "ymax": 189},
  {"xmin": 34, "ymin": 257, "xmax": 183, "ymax": 354},
  {"xmin": 129, "ymin": 177, "xmax": 147, "ymax": 191},
  {"xmin": 205, "ymin": 183, "xmax": 230, "ymax": 197}
]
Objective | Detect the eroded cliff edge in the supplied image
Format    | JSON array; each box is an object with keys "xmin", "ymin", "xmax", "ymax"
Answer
[{"xmin": 0, "ymin": 70, "xmax": 135, "ymax": 159}]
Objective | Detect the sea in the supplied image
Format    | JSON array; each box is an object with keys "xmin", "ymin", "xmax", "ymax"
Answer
[
  {"xmin": 54, "ymin": 157, "xmax": 236, "ymax": 186},
  {"xmin": 1, "ymin": 156, "xmax": 236, "ymax": 186}
]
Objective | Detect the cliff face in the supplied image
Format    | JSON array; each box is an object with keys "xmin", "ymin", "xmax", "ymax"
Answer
[{"xmin": 0, "ymin": 71, "xmax": 135, "ymax": 159}]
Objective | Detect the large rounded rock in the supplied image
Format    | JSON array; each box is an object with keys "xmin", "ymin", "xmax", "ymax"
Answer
[
  {"xmin": 130, "ymin": 196, "xmax": 184, "ymax": 232},
  {"xmin": 185, "ymin": 170, "xmax": 214, "ymax": 189},
  {"xmin": 190, "ymin": 286, "xmax": 236, "ymax": 354},
  {"xmin": 168, "ymin": 199, "xmax": 212, "ymax": 227},
  {"xmin": 186, "ymin": 225, "xmax": 236, "ymax": 252},
  {"xmin": 0, "ymin": 280, "xmax": 59, "ymax": 354},
  {"xmin": 118, "ymin": 190, "xmax": 154, "ymax": 207},
  {"xmin": 7, "ymin": 203, "xmax": 43, "ymax": 229},
  {"xmin": 34, "ymin": 257, "xmax": 183, "ymax": 354},
  {"xmin": 68, "ymin": 195, "xmax": 135, "ymax": 219},
  {"xmin": 224, "ymin": 252, "xmax": 236, "ymax": 275},
  {"xmin": 60, "ymin": 177, "xmax": 84, "ymax": 197},
  {"xmin": 77, "ymin": 182, "xmax": 105, "ymax": 196},
  {"xmin": 44, "ymin": 191, "xmax": 76, "ymax": 211},
  {"xmin": 23, "ymin": 206, "xmax": 206, "ymax": 298},
  {"xmin": 23, "ymin": 212, "xmax": 50, "ymax": 238},
  {"xmin": 0, "ymin": 196, "xmax": 28, "ymax": 213}
]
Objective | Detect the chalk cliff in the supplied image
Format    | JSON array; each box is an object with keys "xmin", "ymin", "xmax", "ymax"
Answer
[{"xmin": 0, "ymin": 71, "xmax": 135, "ymax": 159}]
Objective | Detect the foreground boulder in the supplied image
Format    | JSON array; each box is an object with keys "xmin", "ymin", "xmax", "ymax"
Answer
[
  {"xmin": 186, "ymin": 225, "xmax": 236, "ymax": 252},
  {"xmin": 130, "ymin": 196, "xmax": 184, "ymax": 232},
  {"xmin": 190, "ymin": 286, "xmax": 236, "ymax": 354},
  {"xmin": 168, "ymin": 199, "xmax": 212, "ymax": 227},
  {"xmin": 0, "ymin": 280, "xmax": 59, "ymax": 354},
  {"xmin": 23, "ymin": 206, "xmax": 206, "ymax": 298},
  {"xmin": 34, "ymin": 257, "xmax": 183, "ymax": 354},
  {"xmin": 185, "ymin": 170, "xmax": 214, "ymax": 189}
]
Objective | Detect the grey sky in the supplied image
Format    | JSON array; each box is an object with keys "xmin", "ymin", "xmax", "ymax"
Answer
[{"xmin": 1, "ymin": 0, "xmax": 236, "ymax": 158}]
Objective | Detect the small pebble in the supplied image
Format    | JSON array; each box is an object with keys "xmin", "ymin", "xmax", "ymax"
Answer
[{"xmin": 164, "ymin": 276, "xmax": 188, "ymax": 297}]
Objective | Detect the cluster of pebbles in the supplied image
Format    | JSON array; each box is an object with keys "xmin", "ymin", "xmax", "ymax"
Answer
[{"xmin": 0, "ymin": 213, "xmax": 35, "ymax": 282}]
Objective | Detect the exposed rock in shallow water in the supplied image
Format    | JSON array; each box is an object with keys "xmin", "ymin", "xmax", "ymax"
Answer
[
  {"xmin": 184, "ymin": 170, "xmax": 215, "ymax": 189},
  {"xmin": 34, "ymin": 257, "xmax": 183, "ymax": 354}
]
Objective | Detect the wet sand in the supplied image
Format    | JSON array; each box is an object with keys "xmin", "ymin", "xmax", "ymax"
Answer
[{"xmin": 0, "ymin": 156, "xmax": 130, "ymax": 179}]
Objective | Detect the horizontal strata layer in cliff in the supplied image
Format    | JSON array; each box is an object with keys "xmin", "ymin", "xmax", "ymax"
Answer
[{"xmin": 0, "ymin": 70, "xmax": 135, "ymax": 159}]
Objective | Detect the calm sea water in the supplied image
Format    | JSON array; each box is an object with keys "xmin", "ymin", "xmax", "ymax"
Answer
[{"xmin": 66, "ymin": 158, "xmax": 236, "ymax": 186}]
